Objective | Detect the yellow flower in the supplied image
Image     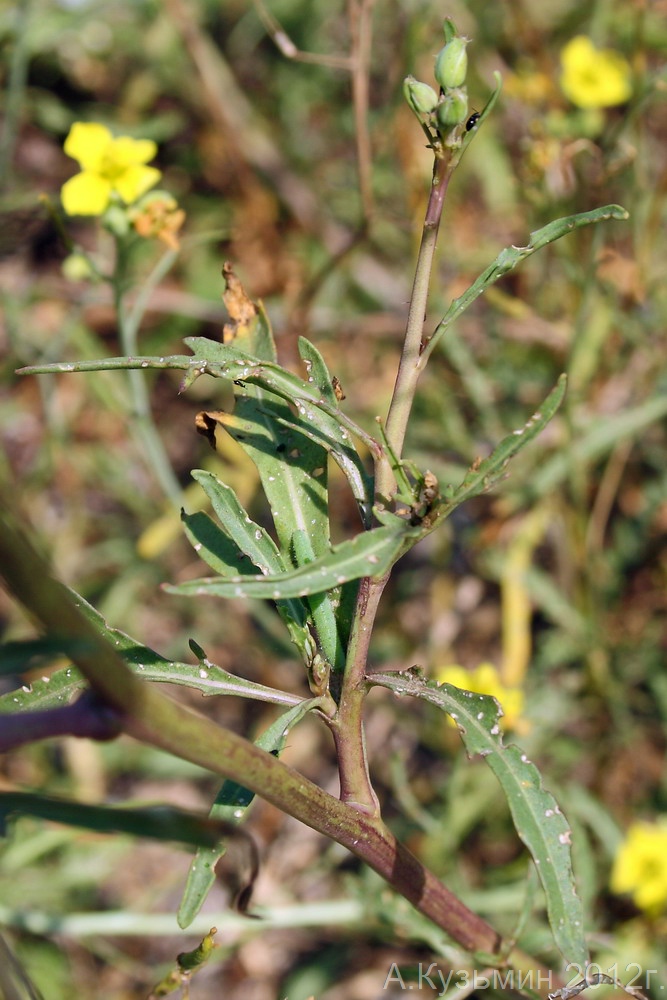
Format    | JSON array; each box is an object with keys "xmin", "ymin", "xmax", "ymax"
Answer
[
  {"xmin": 560, "ymin": 36, "xmax": 632, "ymax": 109},
  {"xmin": 434, "ymin": 662, "xmax": 525, "ymax": 731},
  {"xmin": 610, "ymin": 819, "xmax": 667, "ymax": 915},
  {"xmin": 61, "ymin": 122, "xmax": 161, "ymax": 216}
]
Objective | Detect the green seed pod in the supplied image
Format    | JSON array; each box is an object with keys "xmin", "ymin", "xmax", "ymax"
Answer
[
  {"xmin": 403, "ymin": 76, "xmax": 439, "ymax": 115},
  {"xmin": 434, "ymin": 36, "xmax": 469, "ymax": 90},
  {"xmin": 436, "ymin": 88, "xmax": 468, "ymax": 128}
]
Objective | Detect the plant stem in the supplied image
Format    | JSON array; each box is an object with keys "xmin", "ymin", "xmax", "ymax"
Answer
[
  {"xmin": 332, "ymin": 153, "xmax": 457, "ymax": 815},
  {"xmin": 378, "ymin": 153, "xmax": 455, "ymax": 499},
  {"xmin": 0, "ymin": 501, "xmax": 499, "ymax": 961},
  {"xmin": 330, "ymin": 574, "xmax": 387, "ymax": 815},
  {"xmin": 113, "ymin": 242, "xmax": 183, "ymax": 507}
]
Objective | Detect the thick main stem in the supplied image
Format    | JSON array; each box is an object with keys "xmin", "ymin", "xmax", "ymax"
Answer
[
  {"xmin": 0, "ymin": 503, "xmax": 498, "ymax": 957},
  {"xmin": 331, "ymin": 574, "xmax": 388, "ymax": 815}
]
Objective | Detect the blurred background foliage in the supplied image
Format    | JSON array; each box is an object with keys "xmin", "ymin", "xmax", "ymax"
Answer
[{"xmin": 0, "ymin": 0, "xmax": 666, "ymax": 997}]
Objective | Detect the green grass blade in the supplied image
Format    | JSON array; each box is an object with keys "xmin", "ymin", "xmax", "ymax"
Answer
[{"xmin": 370, "ymin": 670, "xmax": 589, "ymax": 966}]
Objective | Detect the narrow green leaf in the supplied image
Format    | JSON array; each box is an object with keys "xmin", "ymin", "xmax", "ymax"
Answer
[
  {"xmin": 181, "ymin": 510, "xmax": 259, "ymax": 578},
  {"xmin": 425, "ymin": 204, "xmax": 628, "ymax": 357},
  {"xmin": 0, "ymin": 590, "xmax": 306, "ymax": 715},
  {"xmin": 166, "ymin": 521, "xmax": 416, "ymax": 601},
  {"xmin": 191, "ymin": 469, "xmax": 289, "ymax": 574},
  {"xmin": 435, "ymin": 375, "xmax": 567, "ymax": 520},
  {"xmin": 223, "ymin": 395, "xmax": 331, "ymax": 556},
  {"xmin": 18, "ymin": 340, "xmax": 379, "ymax": 487},
  {"xmin": 181, "ymin": 503, "xmax": 314, "ymax": 664},
  {"xmin": 370, "ymin": 670, "xmax": 589, "ymax": 966},
  {"xmin": 0, "ymin": 665, "xmax": 85, "ymax": 713},
  {"xmin": 0, "ymin": 792, "xmax": 257, "ymax": 853},
  {"xmin": 298, "ymin": 336, "xmax": 338, "ymax": 405},
  {"xmin": 292, "ymin": 528, "xmax": 345, "ymax": 671},
  {"xmin": 178, "ymin": 699, "xmax": 317, "ymax": 928}
]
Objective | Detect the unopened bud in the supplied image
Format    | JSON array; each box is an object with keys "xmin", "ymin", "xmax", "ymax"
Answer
[
  {"xmin": 436, "ymin": 88, "xmax": 468, "ymax": 128},
  {"xmin": 434, "ymin": 36, "xmax": 469, "ymax": 90},
  {"xmin": 403, "ymin": 76, "xmax": 438, "ymax": 115},
  {"xmin": 62, "ymin": 252, "xmax": 95, "ymax": 282}
]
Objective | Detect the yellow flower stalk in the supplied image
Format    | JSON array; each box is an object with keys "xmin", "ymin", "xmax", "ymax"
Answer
[
  {"xmin": 611, "ymin": 819, "xmax": 667, "ymax": 915},
  {"xmin": 560, "ymin": 36, "xmax": 632, "ymax": 109},
  {"xmin": 434, "ymin": 662, "xmax": 525, "ymax": 731},
  {"xmin": 61, "ymin": 122, "xmax": 162, "ymax": 216}
]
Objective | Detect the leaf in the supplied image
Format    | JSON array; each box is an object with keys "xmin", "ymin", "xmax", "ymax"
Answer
[
  {"xmin": 0, "ymin": 589, "xmax": 306, "ymax": 715},
  {"xmin": 370, "ymin": 670, "xmax": 589, "ymax": 967},
  {"xmin": 1, "ymin": 794, "xmax": 260, "ymax": 919},
  {"xmin": 166, "ymin": 521, "xmax": 417, "ymax": 601},
  {"xmin": 0, "ymin": 792, "xmax": 257, "ymax": 856},
  {"xmin": 188, "ymin": 470, "xmax": 290, "ymax": 577},
  {"xmin": 424, "ymin": 205, "xmax": 628, "ymax": 357},
  {"xmin": 178, "ymin": 699, "xmax": 317, "ymax": 928},
  {"xmin": 0, "ymin": 638, "xmax": 92, "ymax": 674},
  {"xmin": 435, "ymin": 375, "xmax": 567, "ymax": 520},
  {"xmin": 181, "ymin": 496, "xmax": 316, "ymax": 665}
]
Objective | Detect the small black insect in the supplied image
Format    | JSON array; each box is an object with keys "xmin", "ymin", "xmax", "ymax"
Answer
[{"xmin": 466, "ymin": 111, "xmax": 480, "ymax": 131}]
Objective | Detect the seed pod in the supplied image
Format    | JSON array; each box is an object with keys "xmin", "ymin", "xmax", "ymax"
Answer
[
  {"xmin": 403, "ymin": 76, "xmax": 439, "ymax": 115},
  {"xmin": 436, "ymin": 88, "xmax": 468, "ymax": 128},
  {"xmin": 434, "ymin": 36, "xmax": 469, "ymax": 90}
]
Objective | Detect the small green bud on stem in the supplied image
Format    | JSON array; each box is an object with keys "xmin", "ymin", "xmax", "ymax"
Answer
[
  {"xmin": 403, "ymin": 76, "xmax": 439, "ymax": 116},
  {"xmin": 434, "ymin": 36, "xmax": 469, "ymax": 90},
  {"xmin": 436, "ymin": 88, "xmax": 468, "ymax": 128}
]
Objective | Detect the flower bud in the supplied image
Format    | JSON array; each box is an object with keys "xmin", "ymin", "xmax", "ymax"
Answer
[
  {"xmin": 62, "ymin": 252, "xmax": 95, "ymax": 282},
  {"xmin": 403, "ymin": 76, "xmax": 439, "ymax": 115},
  {"xmin": 436, "ymin": 88, "xmax": 468, "ymax": 128},
  {"xmin": 434, "ymin": 36, "xmax": 469, "ymax": 90}
]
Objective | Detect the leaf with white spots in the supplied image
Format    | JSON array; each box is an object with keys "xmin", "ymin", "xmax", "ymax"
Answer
[
  {"xmin": 188, "ymin": 470, "xmax": 291, "ymax": 576},
  {"xmin": 165, "ymin": 521, "xmax": 418, "ymax": 601},
  {"xmin": 182, "ymin": 473, "xmax": 315, "ymax": 663},
  {"xmin": 0, "ymin": 588, "xmax": 307, "ymax": 714},
  {"xmin": 434, "ymin": 375, "xmax": 567, "ymax": 522},
  {"xmin": 370, "ymin": 670, "xmax": 589, "ymax": 967}
]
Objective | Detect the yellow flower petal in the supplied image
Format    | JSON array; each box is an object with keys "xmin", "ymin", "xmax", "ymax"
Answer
[
  {"xmin": 611, "ymin": 820, "xmax": 667, "ymax": 914},
  {"xmin": 61, "ymin": 171, "xmax": 113, "ymax": 215},
  {"xmin": 560, "ymin": 35, "xmax": 632, "ymax": 109},
  {"xmin": 110, "ymin": 136, "xmax": 158, "ymax": 167},
  {"xmin": 113, "ymin": 164, "xmax": 162, "ymax": 204},
  {"xmin": 64, "ymin": 122, "xmax": 113, "ymax": 171}
]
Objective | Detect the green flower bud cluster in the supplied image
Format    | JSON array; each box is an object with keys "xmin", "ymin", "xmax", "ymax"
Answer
[{"xmin": 403, "ymin": 22, "xmax": 473, "ymax": 146}]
